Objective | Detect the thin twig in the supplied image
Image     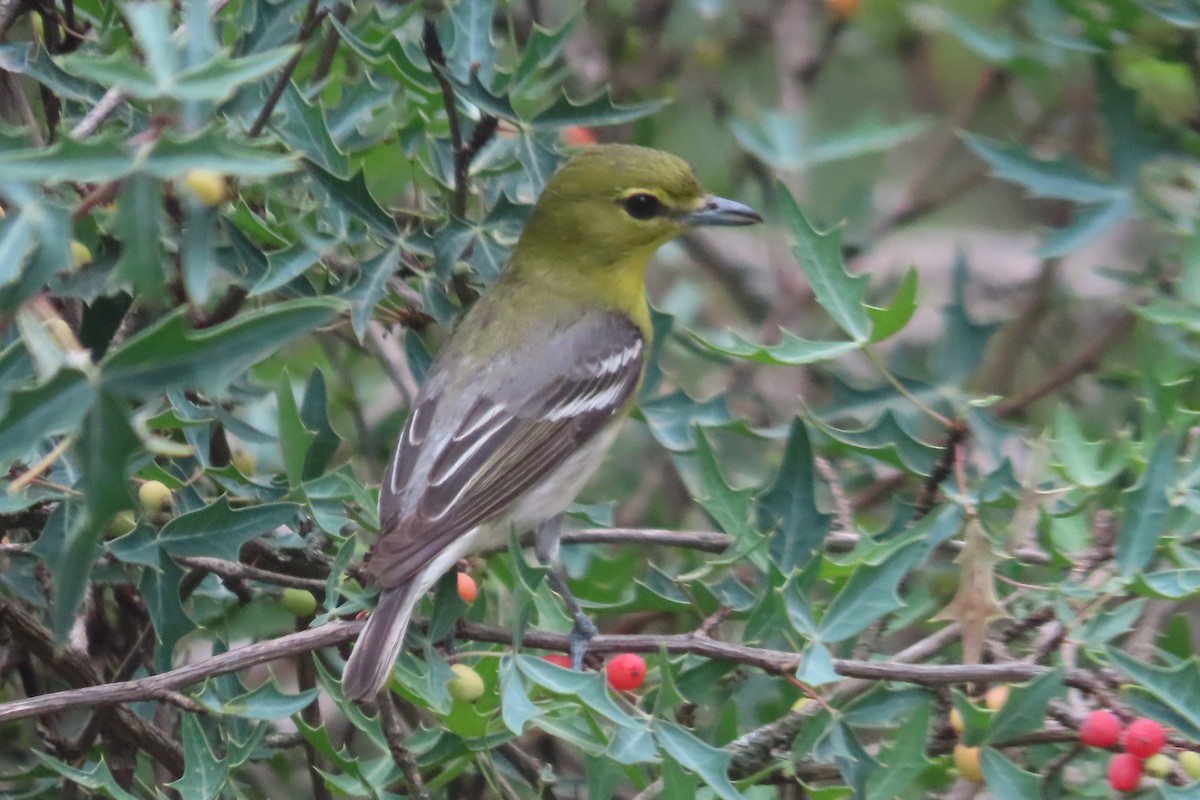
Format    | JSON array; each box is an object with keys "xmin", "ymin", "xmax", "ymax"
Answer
[
  {"xmin": 993, "ymin": 311, "xmax": 1137, "ymax": 419},
  {"xmin": 70, "ymin": 87, "xmax": 127, "ymax": 139},
  {"xmin": 248, "ymin": 0, "xmax": 327, "ymax": 138},
  {"xmin": 422, "ymin": 19, "xmax": 468, "ymax": 217},
  {"xmin": 379, "ymin": 693, "xmax": 432, "ymax": 800}
]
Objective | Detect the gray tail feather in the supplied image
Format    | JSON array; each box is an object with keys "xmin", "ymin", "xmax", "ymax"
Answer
[{"xmin": 342, "ymin": 581, "xmax": 418, "ymax": 702}]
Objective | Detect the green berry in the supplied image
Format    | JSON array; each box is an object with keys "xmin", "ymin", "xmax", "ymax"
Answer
[
  {"xmin": 447, "ymin": 664, "xmax": 485, "ymax": 703},
  {"xmin": 281, "ymin": 588, "xmax": 318, "ymax": 617}
]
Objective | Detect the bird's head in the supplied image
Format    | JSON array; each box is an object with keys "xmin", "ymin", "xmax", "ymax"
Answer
[{"xmin": 514, "ymin": 144, "xmax": 761, "ymax": 268}]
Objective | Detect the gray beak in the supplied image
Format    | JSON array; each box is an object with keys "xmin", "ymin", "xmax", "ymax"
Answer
[{"xmin": 682, "ymin": 195, "xmax": 763, "ymax": 227}]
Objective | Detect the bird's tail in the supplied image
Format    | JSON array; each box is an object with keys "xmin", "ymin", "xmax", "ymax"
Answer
[{"xmin": 342, "ymin": 581, "xmax": 418, "ymax": 702}]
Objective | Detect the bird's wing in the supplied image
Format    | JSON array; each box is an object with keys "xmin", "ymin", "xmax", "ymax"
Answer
[{"xmin": 366, "ymin": 312, "xmax": 644, "ymax": 587}]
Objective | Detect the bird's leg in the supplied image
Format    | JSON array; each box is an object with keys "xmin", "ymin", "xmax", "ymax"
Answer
[{"xmin": 535, "ymin": 515, "xmax": 598, "ymax": 670}]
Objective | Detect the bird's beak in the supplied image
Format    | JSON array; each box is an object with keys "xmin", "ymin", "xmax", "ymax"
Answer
[{"xmin": 682, "ymin": 195, "xmax": 763, "ymax": 227}]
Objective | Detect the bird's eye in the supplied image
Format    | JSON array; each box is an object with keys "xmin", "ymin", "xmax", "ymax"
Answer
[{"xmin": 622, "ymin": 193, "xmax": 661, "ymax": 220}]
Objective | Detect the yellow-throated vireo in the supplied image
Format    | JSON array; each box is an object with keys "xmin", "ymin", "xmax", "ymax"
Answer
[{"xmin": 342, "ymin": 144, "xmax": 761, "ymax": 701}]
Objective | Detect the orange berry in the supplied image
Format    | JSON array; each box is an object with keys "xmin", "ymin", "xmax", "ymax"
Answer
[
  {"xmin": 456, "ymin": 572, "xmax": 478, "ymax": 604},
  {"xmin": 825, "ymin": 0, "xmax": 860, "ymax": 21},
  {"xmin": 984, "ymin": 685, "xmax": 1009, "ymax": 711},
  {"xmin": 562, "ymin": 126, "xmax": 598, "ymax": 147}
]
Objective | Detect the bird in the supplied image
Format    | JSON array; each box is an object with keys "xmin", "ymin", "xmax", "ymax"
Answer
[{"xmin": 342, "ymin": 144, "xmax": 762, "ymax": 702}]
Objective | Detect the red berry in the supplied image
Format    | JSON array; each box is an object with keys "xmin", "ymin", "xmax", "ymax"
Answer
[
  {"xmin": 543, "ymin": 654, "xmax": 572, "ymax": 669},
  {"xmin": 605, "ymin": 653, "xmax": 646, "ymax": 691},
  {"xmin": 456, "ymin": 572, "xmax": 478, "ymax": 604},
  {"xmin": 1125, "ymin": 717, "xmax": 1166, "ymax": 758},
  {"xmin": 1108, "ymin": 752, "xmax": 1143, "ymax": 792},
  {"xmin": 1080, "ymin": 709, "xmax": 1122, "ymax": 748}
]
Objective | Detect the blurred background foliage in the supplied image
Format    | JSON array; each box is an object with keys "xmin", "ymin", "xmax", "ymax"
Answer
[{"xmin": 1, "ymin": 0, "xmax": 1200, "ymax": 798}]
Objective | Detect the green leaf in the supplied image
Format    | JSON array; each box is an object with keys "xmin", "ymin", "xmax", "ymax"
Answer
[
  {"xmin": 986, "ymin": 669, "xmax": 1063, "ymax": 744},
  {"xmin": 158, "ymin": 497, "xmax": 299, "ymax": 560},
  {"xmin": 818, "ymin": 540, "xmax": 926, "ymax": 643},
  {"xmin": 500, "ymin": 656, "xmax": 540, "ymax": 734},
  {"xmin": 979, "ymin": 747, "xmax": 1041, "ymax": 800},
  {"xmin": 111, "ymin": 173, "xmax": 168, "ymax": 299},
  {"xmin": 77, "ymin": 392, "xmax": 139, "ymax": 526},
  {"xmin": 0, "ymin": 130, "xmax": 297, "ymax": 182},
  {"xmin": 811, "ymin": 410, "xmax": 941, "ymax": 476},
  {"xmin": 124, "ymin": 1, "xmax": 177, "ymax": 87},
  {"xmin": 518, "ymin": 654, "xmax": 640, "ymax": 728},
  {"xmin": 99, "ymin": 298, "xmax": 339, "ymax": 397},
  {"xmin": 778, "ymin": 185, "xmax": 871, "ymax": 342},
  {"xmin": 0, "ymin": 42, "xmax": 107, "ymax": 103},
  {"xmin": 300, "ymin": 368, "xmax": 339, "ymax": 480},
  {"xmin": 1050, "ymin": 408, "xmax": 1129, "ymax": 488},
  {"xmin": 277, "ymin": 85, "xmax": 349, "ymax": 176},
  {"xmin": 962, "ymin": 134, "xmax": 1125, "ymax": 203},
  {"xmin": 692, "ymin": 429, "xmax": 764, "ymax": 568},
  {"xmin": 797, "ymin": 642, "xmax": 839, "ymax": 685},
  {"xmin": 221, "ymin": 681, "xmax": 319, "ymax": 720},
  {"xmin": 345, "ymin": 244, "xmax": 401, "ymax": 340},
  {"xmin": 250, "ymin": 241, "xmax": 324, "ymax": 297},
  {"xmin": 1107, "ymin": 648, "xmax": 1200, "ymax": 737},
  {"xmin": 866, "ymin": 267, "xmax": 919, "ymax": 343},
  {"xmin": 0, "ymin": 205, "xmax": 38, "ymax": 289},
  {"xmin": 653, "ymin": 721, "xmax": 745, "ymax": 800},
  {"xmin": 168, "ymin": 714, "xmax": 229, "ymax": 800},
  {"xmin": 31, "ymin": 753, "xmax": 141, "ymax": 800},
  {"xmin": 530, "ymin": 91, "xmax": 669, "ymax": 130},
  {"xmin": 1135, "ymin": 568, "xmax": 1200, "ymax": 599},
  {"xmin": 306, "ymin": 162, "xmax": 398, "ymax": 238},
  {"xmin": 732, "ymin": 111, "xmax": 928, "ymax": 171},
  {"xmin": 276, "ymin": 370, "xmax": 313, "ymax": 488},
  {"xmin": 693, "ymin": 331, "xmax": 860, "ymax": 365},
  {"xmin": 757, "ymin": 418, "xmax": 830, "ymax": 571},
  {"xmin": 0, "ymin": 369, "xmax": 95, "ymax": 465},
  {"xmin": 864, "ymin": 704, "xmax": 931, "ymax": 799},
  {"xmin": 172, "ymin": 46, "xmax": 297, "ymax": 101},
  {"xmin": 447, "ymin": 0, "xmax": 497, "ymax": 84},
  {"xmin": 1118, "ymin": 430, "xmax": 1181, "ymax": 576}
]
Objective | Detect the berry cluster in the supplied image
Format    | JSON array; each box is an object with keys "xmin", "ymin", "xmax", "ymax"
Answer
[{"xmin": 1079, "ymin": 710, "xmax": 1189, "ymax": 792}]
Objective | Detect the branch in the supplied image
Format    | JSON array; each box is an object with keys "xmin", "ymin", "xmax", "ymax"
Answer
[
  {"xmin": 993, "ymin": 310, "xmax": 1137, "ymax": 419},
  {"xmin": 174, "ymin": 555, "xmax": 327, "ymax": 595},
  {"xmin": 0, "ymin": 595, "xmax": 185, "ymax": 775}
]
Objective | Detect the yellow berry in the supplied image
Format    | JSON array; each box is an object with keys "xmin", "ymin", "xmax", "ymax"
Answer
[
  {"xmin": 791, "ymin": 696, "xmax": 812, "ymax": 713},
  {"xmin": 138, "ymin": 480, "xmax": 173, "ymax": 516},
  {"xmin": 181, "ymin": 169, "xmax": 228, "ymax": 206},
  {"xmin": 70, "ymin": 240, "xmax": 93, "ymax": 267},
  {"xmin": 231, "ymin": 449, "xmax": 256, "ymax": 475},
  {"xmin": 447, "ymin": 664, "xmax": 485, "ymax": 703},
  {"xmin": 1146, "ymin": 754, "xmax": 1173, "ymax": 778},
  {"xmin": 950, "ymin": 707, "xmax": 964, "ymax": 734},
  {"xmin": 281, "ymin": 588, "xmax": 318, "ymax": 617},
  {"xmin": 954, "ymin": 744, "xmax": 984, "ymax": 783}
]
